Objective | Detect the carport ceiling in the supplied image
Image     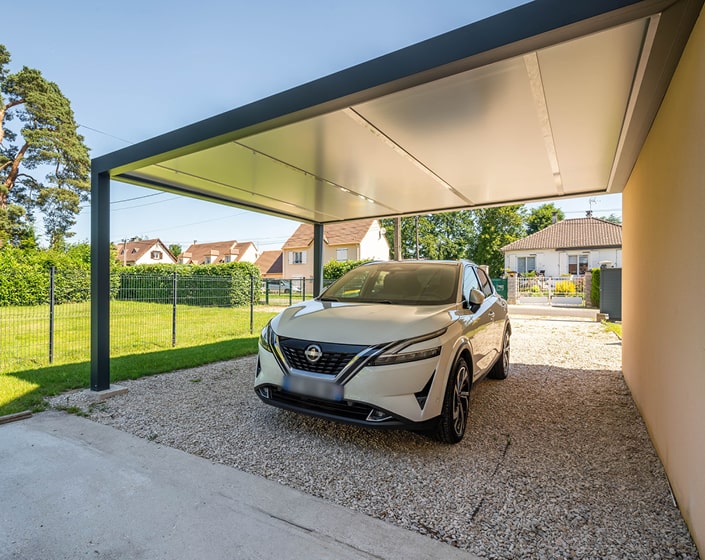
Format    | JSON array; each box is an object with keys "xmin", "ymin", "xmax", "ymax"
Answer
[{"xmin": 93, "ymin": 0, "xmax": 703, "ymax": 225}]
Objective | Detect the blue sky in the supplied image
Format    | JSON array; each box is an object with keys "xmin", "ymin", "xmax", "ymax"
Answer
[{"xmin": 5, "ymin": 0, "xmax": 620, "ymax": 251}]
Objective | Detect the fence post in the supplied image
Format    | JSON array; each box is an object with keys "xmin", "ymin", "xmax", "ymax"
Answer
[
  {"xmin": 249, "ymin": 274, "xmax": 254, "ymax": 335},
  {"xmin": 172, "ymin": 271, "xmax": 177, "ymax": 347},
  {"xmin": 506, "ymin": 274, "xmax": 518, "ymax": 305},
  {"xmin": 49, "ymin": 266, "xmax": 55, "ymax": 364}
]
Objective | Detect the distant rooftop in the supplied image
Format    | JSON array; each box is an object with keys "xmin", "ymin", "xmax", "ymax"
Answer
[{"xmin": 501, "ymin": 217, "xmax": 622, "ymax": 252}]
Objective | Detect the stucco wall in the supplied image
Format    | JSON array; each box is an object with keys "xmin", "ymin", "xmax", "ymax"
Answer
[{"xmin": 622, "ymin": 5, "xmax": 705, "ymax": 552}]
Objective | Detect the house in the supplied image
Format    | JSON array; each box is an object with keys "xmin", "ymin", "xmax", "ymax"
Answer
[
  {"xmin": 178, "ymin": 240, "xmax": 259, "ymax": 265},
  {"xmin": 115, "ymin": 238, "xmax": 177, "ymax": 266},
  {"xmin": 254, "ymin": 250, "xmax": 283, "ymax": 279},
  {"xmin": 501, "ymin": 215, "xmax": 622, "ymax": 276},
  {"xmin": 281, "ymin": 219, "xmax": 389, "ymax": 279}
]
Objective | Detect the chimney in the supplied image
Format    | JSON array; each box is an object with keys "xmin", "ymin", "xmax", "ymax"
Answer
[
  {"xmin": 586, "ymin": 210, "xmax": 593, "ymax": 217},
  {"xmin": 552, "ymin": 211, "xmax": 558, "ymax": 224}
]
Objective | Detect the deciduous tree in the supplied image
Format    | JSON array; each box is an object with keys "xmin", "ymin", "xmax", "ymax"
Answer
[
  {"xmin": 525, "ymin": 202, "xmax": 565, "ymax": 234},
  {"xmin": 469, "ymin": 205, "xmax": 526, "ymax": 276}
]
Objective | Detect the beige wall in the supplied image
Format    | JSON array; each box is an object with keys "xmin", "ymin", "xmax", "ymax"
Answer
[{"xmin": 622, "ymin": 5, "xmax": 705, "ymax": 552}]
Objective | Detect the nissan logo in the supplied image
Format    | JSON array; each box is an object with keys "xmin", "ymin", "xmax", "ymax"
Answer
[{"xmin": 304, "ymin": 344, "xmax": 323, "ymax": 363}]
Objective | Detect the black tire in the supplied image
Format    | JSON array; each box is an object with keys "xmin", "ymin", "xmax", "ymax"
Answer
[
  {"xmin": 488, "ymin": 328, "xmax": 510, "ymax": 380},
  {"xmin": 433, "ymin": 355, "xmax": 471, "ymax": 444}
]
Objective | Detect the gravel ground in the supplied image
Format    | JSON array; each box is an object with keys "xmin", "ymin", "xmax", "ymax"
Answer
[{"xmin": 51, "ymin": 317, "xmax": 698, "ymax": 559}]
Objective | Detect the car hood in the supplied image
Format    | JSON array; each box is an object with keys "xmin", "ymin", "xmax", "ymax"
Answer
[{"xmin": 271, "ymin": 300, "xmax": 456, "ymax": 345}]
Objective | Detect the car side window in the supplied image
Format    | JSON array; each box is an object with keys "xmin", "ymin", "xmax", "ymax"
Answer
[
  {"xmin": 463, "ymin": 266, "xmax": 481, "ymax": 303},
  {"xmin": 475, "ymin": 267, "xmax": 494, "ymax": 297}
]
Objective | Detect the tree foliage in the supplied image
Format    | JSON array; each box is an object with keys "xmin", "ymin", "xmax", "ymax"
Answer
[
  {"xmin": 468, "ymin": 205, "xmax": 526, "ymax": 277},
  {"xmin": 525, "ymin": 203, "xmax": 565, "ymax": 234},
  {"xmin": 0, "ymin": 44, "xmax": 90, "ymax": 248},
  {"xmin": 599, "ymin": 213, "xmax": 622, "ymax": 224},
  {"xmin": 381, "ymin": 206, "xmax": 524, "ymax": 277},
  {"xmin": 381, "ymin": 212, "xmax": 476, "ymax": 260}
]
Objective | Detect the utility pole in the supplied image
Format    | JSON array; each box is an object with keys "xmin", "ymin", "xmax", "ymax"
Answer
[{"xmin": 415, "ymin": 215, "xmax": 419, "ymax": 260}]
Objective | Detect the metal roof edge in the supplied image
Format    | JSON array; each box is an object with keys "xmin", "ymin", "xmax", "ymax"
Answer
[{"xmin": 92, "ymin": 0, "xmax": 673, "ymax": 177}]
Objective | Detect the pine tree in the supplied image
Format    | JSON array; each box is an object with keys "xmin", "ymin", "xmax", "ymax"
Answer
[{"xmin": 0, "ymin": 44, "xmax": 89, "ymax": 248}]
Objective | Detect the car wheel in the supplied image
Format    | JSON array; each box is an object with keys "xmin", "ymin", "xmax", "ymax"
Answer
[
  {"xmin": 488, "ymin": 328, "xmax": 510, "ymax": 380},
  {"xmin": 433, "ymin": 355, "xmax": 471, "ymax": 444}
]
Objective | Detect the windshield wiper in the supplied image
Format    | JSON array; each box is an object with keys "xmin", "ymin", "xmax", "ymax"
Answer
[{"xmin": 319, "ymin": 297, "xmax": 339, "ymax": 302}]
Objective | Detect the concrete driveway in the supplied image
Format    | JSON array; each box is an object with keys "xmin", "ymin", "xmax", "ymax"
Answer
[{"xmin": 0, "ymin": 411, "xmax": 478, "ymax": 560}]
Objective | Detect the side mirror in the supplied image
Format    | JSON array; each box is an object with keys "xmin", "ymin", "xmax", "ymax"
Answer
[{"xmin": 469, "ymin": 288, "xmax": 485, "ymax": 306}]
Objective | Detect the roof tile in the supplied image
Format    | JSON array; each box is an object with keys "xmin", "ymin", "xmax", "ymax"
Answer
[{"xmin": 501, "ymin": 217, "xmax": 622, "ymax": 251}]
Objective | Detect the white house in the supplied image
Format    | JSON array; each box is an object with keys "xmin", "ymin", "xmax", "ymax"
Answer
[
  {"xmin": 501, "ymin": 216, "xmax": 622, "ymax": 276},
  {"xmin": 178, "ymin": 240, "xmax": 259, "ymax": 265},
  {"xmin": 115, "ymin": 238, "xmax": 177, "ymax": 266},
  {"xmin": 281, "ymin": 219, "xmax": 389, "ymax": 279}
]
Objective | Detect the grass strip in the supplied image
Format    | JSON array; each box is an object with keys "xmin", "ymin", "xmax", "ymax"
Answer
[{"xmin": 0, "ymin": 337, "xmax": 259, "ymax": 417}]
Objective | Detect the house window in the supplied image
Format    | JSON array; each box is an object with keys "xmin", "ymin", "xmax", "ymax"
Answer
[
  {"xmin": 204, "ymin": 255, "xmax": 212, "ymax": 264},
  {"xmin": 289, "ymin": 251, "xmax": 307, "ymax": 265},
  {"xmin": 568, "ymin": 254, "xmax": 589, "ymax": 275},
  {"xmin": 151, "ymin": 251, "xmax": 163, "ymax": 260},
  {"xmin": 517, "ymin": 256, "xmax": 536, "ymax": 274},
  {"xmin": 336, "ymin": 248, "xmax": 348, "ymax": 261}
]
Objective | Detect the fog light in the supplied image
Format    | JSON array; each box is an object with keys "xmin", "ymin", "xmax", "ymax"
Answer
[{"xmin": 367, "ymin": 409, "xmax": 393, "ymax": 422}]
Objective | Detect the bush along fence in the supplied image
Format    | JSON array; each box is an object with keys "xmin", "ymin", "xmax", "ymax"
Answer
[{"xmin": 0, "ymin": 262, "xmax": 299, "ymax": 375}]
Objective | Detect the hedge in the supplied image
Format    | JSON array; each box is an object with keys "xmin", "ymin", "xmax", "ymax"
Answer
[
  {"xmin": 0, "ymin": 247, "xmax": 261, "ymax": 308},
  {"xmin": 117, "ymin": 262, "xmax": 261, "ymax": 307},
  {"xmin": 0, "ymin": 246, "xmax": 94, "ymax": 306}
]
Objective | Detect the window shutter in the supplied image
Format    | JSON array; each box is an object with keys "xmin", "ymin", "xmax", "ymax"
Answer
[
  {"xmin": 302, "ymin": 251, "xmax": 307, "ymax": 264},
  {"xmin": 288, "ymin": 252, "xmax": 294, "ymax": 264}
]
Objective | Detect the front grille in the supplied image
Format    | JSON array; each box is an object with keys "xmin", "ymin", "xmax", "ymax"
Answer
[
  {"xmin": 278, "ymin": 337, "xmax": 368, "ymax": 376},
  {"xmin": 270, "ymin": 388, "xmax": 374, "ymax": 422}
]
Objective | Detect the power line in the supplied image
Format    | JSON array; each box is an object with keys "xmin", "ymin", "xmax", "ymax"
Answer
[
  {"xmin": 111, "ymin": 192, "xmax": 167, "ymax": 204},
  {"xmin": 78, "ymin": 124, "xmax": 134, "ymax": 145}
]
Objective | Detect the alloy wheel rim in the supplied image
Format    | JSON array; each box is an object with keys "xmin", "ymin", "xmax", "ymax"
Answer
[
  {"xmin": 503, "ymin": 333, "xmax": 510, "ymax": 370},
  {"xmin": 452, "ymin": 363, "xmax": 470, "ymax": 436}
]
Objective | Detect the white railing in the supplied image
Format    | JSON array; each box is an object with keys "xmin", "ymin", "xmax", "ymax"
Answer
[{"xmin": 516, "ymin": 276, "xmax": 586, "ymax": 306}]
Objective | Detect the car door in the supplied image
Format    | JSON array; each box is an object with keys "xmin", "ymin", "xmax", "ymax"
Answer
[
  {"xmin": 459, "ymin": 265, "xmax": 496, "ymax": 377},
  {"xmin": 475, "ymin": 266, "xmax": 507, "ymax": 359}
]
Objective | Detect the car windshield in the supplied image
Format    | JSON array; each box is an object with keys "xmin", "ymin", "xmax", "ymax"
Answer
[{"xmin": 320, "ymin": 262, "xmax": 460, "ymax": 306}]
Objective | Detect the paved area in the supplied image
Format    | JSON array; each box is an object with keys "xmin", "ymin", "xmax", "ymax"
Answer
[
  {"xmin": 0, "ymin": 411, "xmax": 478, "ymax": 560},
  {"xmin": 508, "ymin": 303, "xmax": 599, "ymax": 320}
]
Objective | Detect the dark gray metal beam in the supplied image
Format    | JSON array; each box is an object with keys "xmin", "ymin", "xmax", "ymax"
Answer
[
  {"xmin": 313, "ymin": 223, "xmax": 324, "ymax": 297},
  {"xmin": 93, "ymin": 0, "xmax": 679, "ymax": 179},
  {"xmin": 90, "ymin": 170, "xmax": 111, "ymax": 391}
]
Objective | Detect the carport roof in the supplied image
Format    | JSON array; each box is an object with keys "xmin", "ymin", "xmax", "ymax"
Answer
[{"xmin": 91, "ymin": 0, "xmax": 703, "ymax": 226}]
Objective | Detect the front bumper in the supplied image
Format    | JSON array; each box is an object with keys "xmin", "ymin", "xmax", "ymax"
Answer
[{"xmin": 254, "ymin": 342, "xmax": 450, "ymax": 426}]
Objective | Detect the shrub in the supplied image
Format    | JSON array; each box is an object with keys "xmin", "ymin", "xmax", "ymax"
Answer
[
  {"xmin": 323, "ymin": 259, "xmax": 371, "ymax": 281},
  {"xmin": 554, "ymin": 280, "xmax": 576, "ymax": 296},
  {"xmin": 591, "ymin": 267, "xmax": 601, "ymax": 308}
]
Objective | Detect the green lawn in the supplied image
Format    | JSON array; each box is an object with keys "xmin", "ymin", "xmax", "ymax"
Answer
[{"xmin": 0, "ymin": 301, "xmax": 278, "ymax": 416}]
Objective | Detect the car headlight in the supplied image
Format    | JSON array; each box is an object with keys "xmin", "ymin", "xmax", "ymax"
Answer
[
  {"xmin": 372, "ymin": 346, "xmax": 441, "ymax": 366},
  {"xmin": 370, "ymin": 327, "xmax": 446, "ymax": 366},
  {"xmin": 259, "ymin": 321, "xmax": 275, "ymax": 353}
]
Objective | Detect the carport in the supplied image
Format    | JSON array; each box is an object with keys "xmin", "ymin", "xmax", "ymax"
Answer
[{"xmin": 90, "ymin": 0, "xmax": 705, "ymax": 551}]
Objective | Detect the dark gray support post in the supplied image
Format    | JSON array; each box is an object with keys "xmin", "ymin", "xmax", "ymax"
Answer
[
  {"xmin": 91, "ymin": 170, "xmax": 111, "ymax": 391},
  {"xmin": 312, "ymin": 223, "xmax": 324, "ymax": 297},
  {"xmin": 49, "ymin": 266, "xmax": 55, "ymax": 364},
  {"xmin": 172, "ymin": 271, "xmax": 178, "ymax": 347}
]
